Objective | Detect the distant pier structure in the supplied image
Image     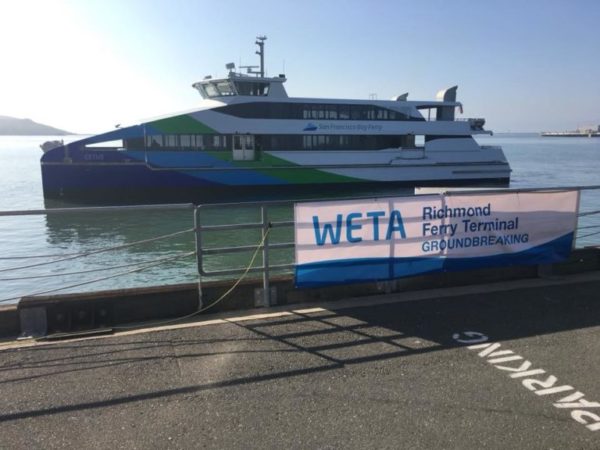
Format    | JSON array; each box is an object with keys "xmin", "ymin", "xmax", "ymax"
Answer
[{"xmin": 541, "ymin": 124, "xmax": 600, "ymax": 137}]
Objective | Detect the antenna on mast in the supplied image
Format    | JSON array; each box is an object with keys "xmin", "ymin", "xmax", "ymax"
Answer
[
  {"xmin": 240, "ymin": 36, "xmax": 268, "ymax": 77},
  {"xmin": 255, "ymin": 35, "xmax": 267, "ymax": 77}
]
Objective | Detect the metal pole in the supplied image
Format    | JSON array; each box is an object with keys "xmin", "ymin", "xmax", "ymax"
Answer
[
  {"xmin": 194, "ymin": 206, "xmax": 203, "ymax": 309},
  {"xmin": 259, "ymin": 41, "xmax": 264, "ymax": 78},
  {"xmin": 573, "ymin": 189, "xmax": 582, "ymax": 249},
  {"xmin": 261, "ymin": 205, "xmax": 270, "ymax": 306},
  {"xmin": 255, "ymin": 36, "xmax": 266, "ymax": 78}
]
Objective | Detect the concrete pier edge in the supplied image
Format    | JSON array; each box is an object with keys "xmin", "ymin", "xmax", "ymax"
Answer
[{"xmin": 2, "ymin": 247, "xmax": 599, "ymax": 340}]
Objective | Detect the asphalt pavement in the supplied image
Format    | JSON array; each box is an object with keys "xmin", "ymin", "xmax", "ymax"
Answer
[{"xmin": 1, "ymin": 272, "xmax": 600, "ymax": 449}]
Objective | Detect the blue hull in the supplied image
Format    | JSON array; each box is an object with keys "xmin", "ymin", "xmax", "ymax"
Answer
[
  {"xmin": 40, "ymin": 145, "xmax": 509, "ymax": 204},
  {"xmin": 41, "ymin": 162, "xmax": 509, "ymax": 205}
]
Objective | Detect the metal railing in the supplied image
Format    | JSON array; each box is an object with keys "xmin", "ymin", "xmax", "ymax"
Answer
[
  {"xmin": 194, "ymin": 185, "xmax": 600, "ymax": 306},
  {"xmin": 0, "ymin": 204, "xmax": 198, "ymax": 305},
  {"xmin": 195, "ymin": 200, "xmax": 296, "ymax": 307},
  {"xmin": 1, "ymin": 185, "xmax": 600, "ymax": 309}
]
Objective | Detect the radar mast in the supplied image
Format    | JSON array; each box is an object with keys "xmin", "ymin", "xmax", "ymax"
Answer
[{"xmin": 240, "ymin": 35, "xmax": 267, "ymax": 77}]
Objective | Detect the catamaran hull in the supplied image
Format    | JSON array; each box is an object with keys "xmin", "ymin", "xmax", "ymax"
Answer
[{"xmin": 41, "ymin": 160, "xmax": 510, "ymax": 204}]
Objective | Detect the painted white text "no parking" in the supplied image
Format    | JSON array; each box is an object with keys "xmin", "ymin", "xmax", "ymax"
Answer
[{"xmin": 453, "ymin": 331, "xmax": 600, "ymax": 432}]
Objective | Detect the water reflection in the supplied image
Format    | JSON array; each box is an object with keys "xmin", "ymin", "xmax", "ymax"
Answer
[
  {"xmin": 0, "ymin": 205, "xmax": 199, "ymax": 303},
  {"xmin": 44, "ymin": 208, "xmax": 195, "ymax": 252}
]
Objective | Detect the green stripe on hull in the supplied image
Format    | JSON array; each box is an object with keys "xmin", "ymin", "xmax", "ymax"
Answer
[
  {"xmin": 150, "ymin": 115, "xmax": 216, "ymax": 134},
  {"xmin": 207, "ymin": 151, "xmax": 359, "ymax": 184}
]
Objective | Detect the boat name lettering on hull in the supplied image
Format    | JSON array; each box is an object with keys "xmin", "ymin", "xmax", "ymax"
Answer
[
  {"xmin": 83, "ymin": 153, "xmax": 105, "ymax": 161},
  {"xmin": 316, "ymin": 123, "xmax": 383, "ymax": 132}
]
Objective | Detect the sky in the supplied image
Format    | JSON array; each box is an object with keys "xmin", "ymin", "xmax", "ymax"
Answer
[{"xmin": 1, "ymin": 0, "xmax": 599, "ymax": 133}]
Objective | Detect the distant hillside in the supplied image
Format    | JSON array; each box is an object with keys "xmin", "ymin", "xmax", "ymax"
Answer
[{"xmin": 0, "ymin": 115, "xmax": 71, "ymax": 135}]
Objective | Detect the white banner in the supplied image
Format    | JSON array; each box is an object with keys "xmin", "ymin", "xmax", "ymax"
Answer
[{"xmin": 294, "ymin": 190, "xmax": 580, "ymax": 287}]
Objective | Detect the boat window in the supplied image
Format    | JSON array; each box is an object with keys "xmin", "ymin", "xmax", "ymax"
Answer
[
  {"xmin": 215, "ymin": 81, "xmax": 236, "ymax": 96},
  {"xmin": 234, "ymin": 82, "xmax": 270, "ymax": 96},
  {"xmin": 124, "ymin": 138, "xmax": 144, "ymax": 149},
  {"xmin": 302, "ymin": 136, "xmax": 312, "ymax": 149},
  {"xmin": 416, "ymin": 107, "xmax": 437, "ymax": 121},
  {"xmin": 255, "ymin": 134, "xmax": 406, "ymax": 151},
  {"xmin": 180, "ymin": 135, "xmax": 193, "ymax": 148},
  {"xmin": 310, "ymin": 105, "xmax": 319, "ymax": 119},
  {"xmin": 270, "ymin": 103, "xmax": 290, "ymax": 118},
  {"xmin": 196, "ymin": 135, "xmax": 205, "ymax": 149},
  {"xmin": 204, "ymin": 83, "xmax": 219, "ymax": 97},
  {"xmin": 196, "ymin": 85, "xmax": 208, "ymax": 98},
  {"xmin": 213, "ymin": 102, "xmax": 415, "ymax": 121},
  {"xmin": 235, "ymin": 82, "xmax": 249, "ymax": 95},
  {"xmin": 233, "ymin": 135, "xmax": 242, "ymax": 150},
  {"xmin": 146, "ymin": 136, "xmax": 163, "ymax": 148},
  {"xmin": 317, "ymin": 105, "xmax": 326, "ymax": 120},
  {"xmin": 140, "ymin": 134, "xmax": 231, "ymax": 151},
  {"xmin": 165, "ymin": 135, "xmax": 178, "ymax": 148},
  {"xmin": 338, "ymin": 105, "xmax": 350, "ymax": 120},
  {"xmin": 130, "ymin": 134, "xmax": 413, "ymax": 152}
]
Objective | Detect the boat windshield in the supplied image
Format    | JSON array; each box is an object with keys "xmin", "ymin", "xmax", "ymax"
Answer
[
  {"xmin": 197, "ymin": 79, "xmax": 272, "ymax": 98},
  {"xmin": 234, "ymin": 81, "xmax": 269, "ymax": 96},
  {"xmin": 200, "ymin": 80, "xmax": 237, "ymax": 98},
  {"xmin": 215, "ymin": 81, "xmax": 236, "ymax": 96}
]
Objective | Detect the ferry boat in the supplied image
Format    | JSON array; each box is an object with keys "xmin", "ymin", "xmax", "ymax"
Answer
[{"xmin": 40, "ymin": 37, "xmax": 511, "ymax": 204}]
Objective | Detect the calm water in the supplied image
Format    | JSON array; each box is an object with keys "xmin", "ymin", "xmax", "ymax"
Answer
[{"xmin": 0, "ymin": 134, "xmax": 599, "ymax": 303}]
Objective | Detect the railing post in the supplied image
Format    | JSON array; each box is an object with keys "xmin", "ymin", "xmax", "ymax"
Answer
[
  {"xmin": 194, "ymin": 206, "xmax": 203, "ymax": 309},
  {"xmin": 261, "ymin": 205, "xmax": 270, "ymax": 307},
  {"xmin": 573, "ymin": 188, "xmax": 582, "ymax": 249}
]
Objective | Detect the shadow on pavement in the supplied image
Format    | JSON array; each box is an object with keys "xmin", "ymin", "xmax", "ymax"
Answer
[{"xmin": 0, "ymin": 279, "xmax": 599, "ymax": 422}]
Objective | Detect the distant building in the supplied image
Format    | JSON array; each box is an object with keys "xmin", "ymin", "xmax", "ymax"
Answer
[{"xmin": 576, "ymin": 124, "xmax": 600, "ymax": 133}]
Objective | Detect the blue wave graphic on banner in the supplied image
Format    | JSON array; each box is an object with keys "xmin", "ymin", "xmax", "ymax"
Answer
[{"xmin": 295, "ymin": 232, "xmax": 574, "ymax": 288}]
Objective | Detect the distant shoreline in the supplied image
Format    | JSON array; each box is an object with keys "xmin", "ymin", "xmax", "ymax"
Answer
[
  {"xmin": 0, "ymin": 133, "xmax": 79, "ymax": 136},
  {"xmin": 0, "ymin": 115, "xmax": 72, "ymax": 136}
]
